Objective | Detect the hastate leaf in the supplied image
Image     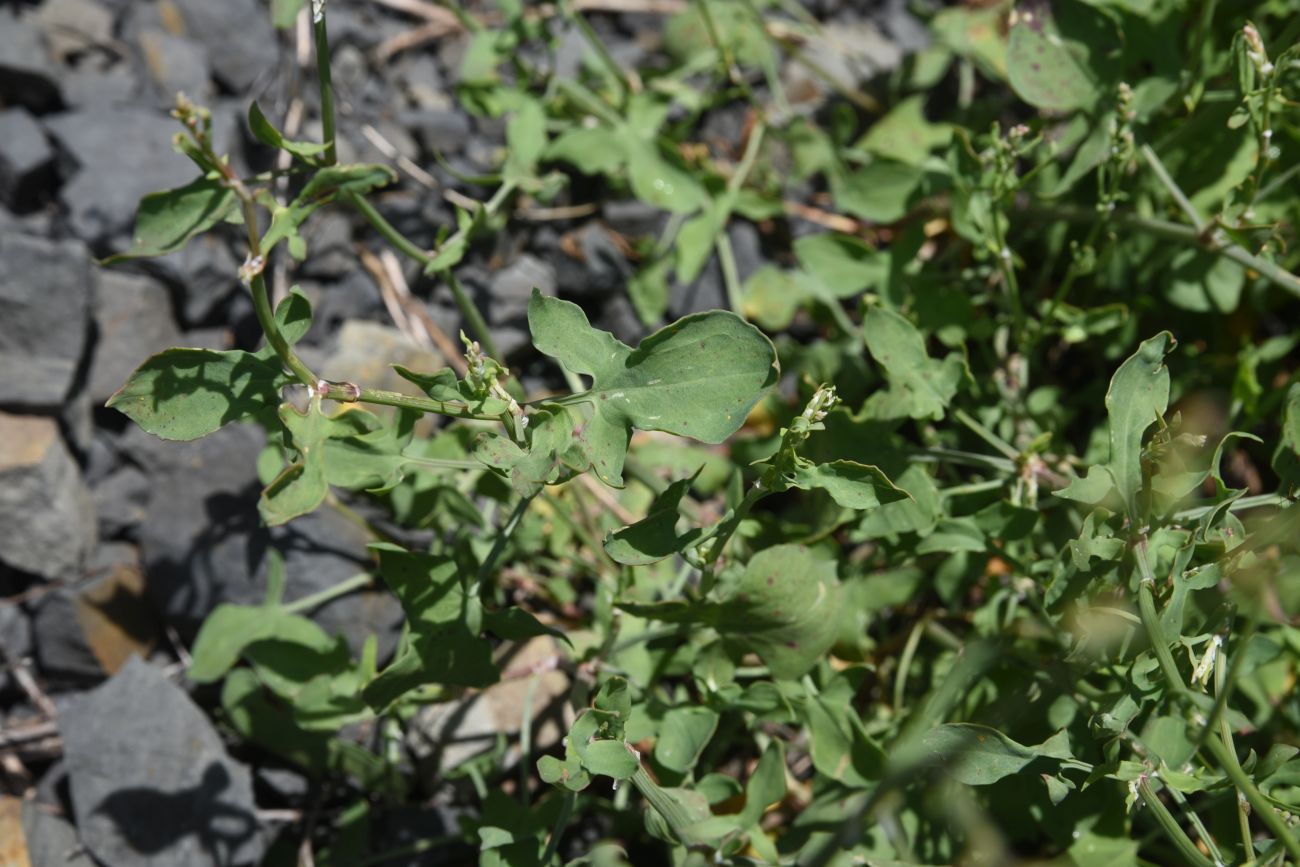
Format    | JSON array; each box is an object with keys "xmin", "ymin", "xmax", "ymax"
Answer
[
  {"xmin": 863, "ymin": 307, "xmax": 965, "ymax": 421},
  {"xmin": 103, "ymin": 176, "xmax": 239, "ymax": 264},
  {"xmin": 604, "ymin": 473, "xmax": 706, "ymax": 566},
  {"xmin": 528, "ymin": 290, "xmax": 778, "ymax": 486}
]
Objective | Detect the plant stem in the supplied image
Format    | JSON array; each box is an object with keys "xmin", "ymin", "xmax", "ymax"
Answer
[
  {"xmin": 249, "ymin": 272, "xmax": 319, "ymax": 387},
  {"xmin": 540, "ymin": 791, "xmax": 577, "ymax": 865},
  {"xmin": 1140, "ymin": 144, "xmax": 1204, "ymax": 232},
  {"xmin": 1217, "ymin": 650, "xmax": 1257, "ymax": 862},
  {"xmin": 313, "ymin": 7, "xmax": 338, "ymax": 166},
  {"xmin": 954, "ymin": 408, "xmax": 1020, "ymax": 461},
  {"xmin": 1027, "ymin": 203, "xmax": 1300, "ymax": 299},
  {"xmin": 1136, "ymin": 778, "xmax": 1215, "ymax": 867},
  {"xmin": 346, "ymin": 190, "xmax": 509, "ymax": 358},
  {"xmin": 283, "ymin": 572, "xmax": 373, "ymax": 614},
  {"xmin": 631, "ymin": 767, "xmax": 697, "ymax": 844},
  {"xmin": 1135, "ymin": 548, "xmax": 1300, "ymax": 863},
  {"xmin": 325, "ymin": 385, "xmax": 499, "ymax": 420},
  {"xmin": 560, "ymin": 0, "xmax": 637, "ymax": 101},
  {"xmin": 467, "ymin": 495, "xmax": 536, "ymax": 633},
  {"xmin": 716, "ymin": 230, "xmax": 745, "ymax": 315}
]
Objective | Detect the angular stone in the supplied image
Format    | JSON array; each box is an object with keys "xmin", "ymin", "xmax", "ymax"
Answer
[
  {"xmin": 488, "ymin": 253, "xmax": 556, "ymax": 324},
  {"xmin": 0, "ymin": 108, "xmax": 55, "ymax": 211},
  {"xmin": 62, "ymin": 57, "xmax": 141, "ymax": 110},
  {"xmin": 91, "ymin": 463, "xmax": 151, "ymax": 538},
  {"xmin": 0, "ymin": 414, "xmax": 96, "ymax": 581},
  {"xmin": 44, "ymin": 109, "xmax": 196, "ymax": 244},
  {"xmin": 151, "ymin": 234, "xmax": 241, "ymax": 327},
  {"xmin": 137, "ymin": 29, "xmax": 213, "ymax": 103},
  {"xmin": 0, "ymin": 233, "xmax": 93, "ymax": 409},
  {"xmin": 168, "ymin": 0, "xmax": 277, "ymax": 93},
  {"xmin": 0, "ymin": 600, "xmax": 32, "ymax": 697},
  {"xmin": 0, "ymin": 11, "xmax": 63, "ymax": 113},
  {"xmin": 33, "ymin": 543, "xmax": 160, "ymax": 683},
  {"xmin": 129, "ymin": 424, "xmax": 401, "ymax": 653},
  {"xmin": 31, "ymin": 0, "xmax": 115, "ymax": 63},
  {"xmin": 89, "ymin": 269, "xmax": 182, "ymax": 405},
  {"xmin": 20, "ymin": 800, "xmax": 82, "ymax": 867},
  {"xmin": 60, "ymin": 656, "xmax": 267, "ymax": 866}
]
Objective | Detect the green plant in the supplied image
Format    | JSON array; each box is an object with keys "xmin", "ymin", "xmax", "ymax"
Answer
[{"xmin": 103, "ymin": 0, "xmax": 1300, "ymax": 864}]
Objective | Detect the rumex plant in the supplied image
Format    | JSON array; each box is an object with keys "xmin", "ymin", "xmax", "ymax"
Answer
[{"xmin": 101, "ymin": 0, "xmax": 1300, "ymax": 864}]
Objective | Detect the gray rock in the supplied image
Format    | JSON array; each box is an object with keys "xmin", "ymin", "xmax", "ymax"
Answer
[
  {"xmin": 131, "ymin": 423, "xmax": 401, "ymax": 654},
  {"xmin": 0, "ymin": 108, "xmax": 55, "ymax": 211},
  {"xmin": 0, "ymin": 11, "xmax": 63, "ymax": 113},
  {"xmin": 404, "ymin": 109, "xmax": 472, "ymax": 157},
  {"xmin": 671, "ymin": 256, "xmax": 728, "ymax": 319},
  {"xmin": 728, "ymin": 220, "xmax": 763, "ymax": 285},
  {"xmin": 60, "ymin": 656, "xmax": 266, "ymax": 866},
  {"xmin": 130, "ymin": 422, "xmax": 267, "ymax": 633},
  {"xmin": 61, "ymin": 57, "xmax": 141, "ymax": 109},
  {"xmin": 0, "ymin": 600, "xmax": 33, "ymax": 696},
  {"xmin": 573, "ymin": 222, "xmax": 633, "ymax": 299},
  {"xmin": 44, "ymin": 109, "xmax": 196, "ymax": 244},
  {"xmin": 0, "ymin": 232, "xmax": 93, "ymax": 409},
  {"xmin": 299, "ymin": 213, "xmax": 355, "ymax": 280},
  {"xmin": 89, "ymin": 269, "xmax": 182, "ymax": 405},
  {"xmin": 33, "ymin": 542, "xmax": 160, "ymax": 684},
  {"xmin": 0, "ymin": 414, "xmax": 97, "ymax": 581},
  {"xmin": 150, "ymin": 234, "xmax": 242, "ymax": 326},
  {"xmin": 31, "ymin": 0, "xmax": 115, "ymax": 63},
  {"xmin": 137, "ymin": 29, "xmax": 213, "ymax": 103},
  {"xmin": 397, "ymin": 54, "xmax": 451, "ymax": 111},
  {"xmin": 21, "ymin": 801, "xmax": 83, "ymax": 867},
  {"xmin": 602, "ymin": 200, "xmax": 665, "ymax": 238},
  {"xmin": 92, "ymin": 464, "xmax": 151, "ymax": 538},
  {"xmin": 32, "ymin": 588, "xmax": 103, "ymax": 683},
  {"xmin": 171, "ymin": 0, "xmax": 277, "ymax": 93},
  {"xmin": 488, "ymin": 254, "xmax": 556, "ymax": 323}
]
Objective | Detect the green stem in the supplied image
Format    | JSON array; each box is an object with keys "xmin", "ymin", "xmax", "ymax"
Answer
[
  {"xmin": 954, "ymin": 408, "xmax": 1020, "ymax": 461},
  {"xmin": 250, "ymin": 272, "xmax": 318, "ymax": 387},
  {"xmin": 1217, "ymin": 651, "xmax": 1257, "ymax": 863},
  {"xmin": 325, "ymin": 385, "xmax": 499, "ymax": 420},
  {"xmin": 560, "ymin": 0, "xmax": 635, "ymax": 102},
  {"xmin": 631, "ymin": 767, "xmax": 697, "ymax": 845},
  {"xmin": 716, "ymin": 230, "xmax": 745, "ymax": 315},
  {"xmin": 1027, "ymin": 204, "xmax": 1300, "ymax": 299},
  {"xmin": 346, "ymin": 190, "xmax": 509, "ymax": 358},
  {"xmin": 468, "ymin": 495, "xmax": 536, "ymax": 633},
  {"xmin": 1137, "ymin": 778, "xmax": 1215, "ymax": 867},
  {"xmin": 540, "ymin": 791, "xmax": 577, "ymax": 865},
  {"xmin": 283, "ymin": 571, "xmax": 372, "ymax": 614},
  {"xmin": 313, "ymin": 8, "xmax": 338, "ymax": 166},
  {"xmin": 1140, "ymin": 144, "xmax": 1204, "ymax": 232},
  {"xmin": 1135, "ymin": 551, "xmax": 1300, "ymax": 863},
  {"xmin": 699, "ymin": 484, "xmax": 766, "ymax": 593}
]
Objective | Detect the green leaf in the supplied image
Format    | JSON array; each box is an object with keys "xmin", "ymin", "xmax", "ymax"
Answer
[
  {"xmin": 1007, "ymin": 0, "xmax": 1109, "ymax": 113},
  {"xmin": 793, "ymin": 233, "xmax": 889, "ymax": 298},
  {"xmin": 543, "ymin": 127, "xmax": 625, "ymax": 176},
  {"xmin": 905, "ymin": 724, "xmax": 1082, "ymax": 785},
  {"xmin": 782, "ymin": 459, "xmax": 909, "ymax": 510},
  {"xmin": 260, "ymin": 400, "xmax": 334, "ymax": 526},
  {"xmin": 474, "ymin": 408, "xmax": 580, "ymax": 498},
  {"xmin": 190, "ymin": 603, "xmax": 332, "ymax": 683},
  {"xmin": 528, "ymin": 290, "xmax": 778, "ymax": 486},
  {"xmin": 106, "ymin": 348, "xmax": 288, "ymax": 441},
  {"xmin": 862, "ymin": 308, "xmax": 965, "ymax": 421},
  {"xmin": 619, "ymin": 133, "xmax": 708, "ymax": 214},
  {"xmin": 1054, "ymin": 465, "xmax": 1115, "ymax": 505},
  {"xmin": 482, "ymin": 607, "xmax": 571, "ymax": 646},
  {"xmin": 740, "ymin": 266, "xmax": 809, "ymax": 331},
  {"xmin": 538, "ymin": 748, "xmax": 591, "ymax": 792},
  {"xmin": 604, "ymin": 474, "xmax": 706, "ymax": 566},
  {"xmin": 103, "ymin": 176, "xmax": 239, "ymax": 263},
  {"xmin": 858, "ymin": 96, "xmax": 952, "ymax": 165},
  {"xmin": 248, "ymin": 101, "xmax": 329, "ymax": 161},
  {"xmin": 655, "ymin": 707, "xmax": 719, "ymax": 774},
  {"xmin": 581, "ymin": 740, "xmax": 640, "ymax": 780},
  {"xmin": 1105, "ymin": 332, "xmax": 1175, "ymax": 516},
  {"xmin": 621, "ymin": 544, "xmax": 840, "ymax": 679},
  {"xmin": 503, "ymin": 98, "xmax": 548, "ymax": 182},
  {"xmin": 739, "ymin": 741, "xmax": 786, "ymax": 827},
  {"xmin": 298, "ymin": 163, "xmax": 398, "ymax": 202},
  {"xmin": 831, "ymin": 160, "xmax": 927, "ymax": 224},
  {"xmin": 361, "ymin": 544, "xmax": 497, "ymax": 706}
]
